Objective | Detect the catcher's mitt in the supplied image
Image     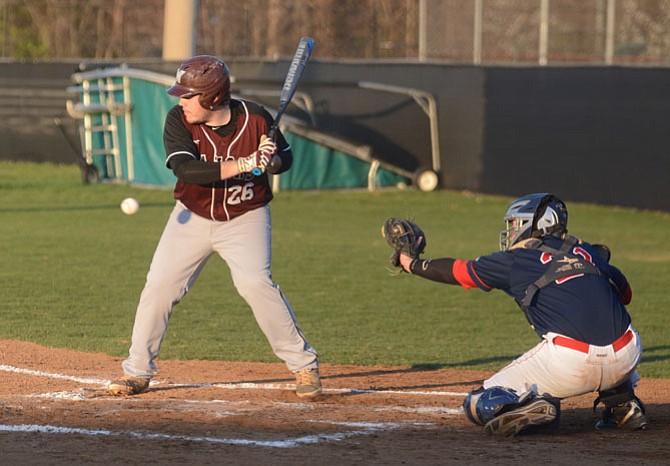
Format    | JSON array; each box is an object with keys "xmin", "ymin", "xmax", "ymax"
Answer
[{"xmin": 381, "ymin": 217, "xmax": 426, "ymax": 272}]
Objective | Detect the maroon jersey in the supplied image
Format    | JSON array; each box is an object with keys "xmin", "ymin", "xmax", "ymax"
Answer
[{"xmin": 164, "ymin": 99, "xmax": 288, "ymax": 221}]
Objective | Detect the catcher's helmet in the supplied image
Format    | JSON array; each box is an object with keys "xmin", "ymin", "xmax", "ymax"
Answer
[
  {"xmin": 499, "ymin": 193, "xmax": 568, "ymax": 251},
  {"xmin": 167, "ymin": 55, "xmax": 231, "ymax": 110}
]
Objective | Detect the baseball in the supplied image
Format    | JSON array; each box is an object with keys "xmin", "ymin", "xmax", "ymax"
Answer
[{"xmin": 120, "ymin": 197, "xmax": 140, "ymax": 215}]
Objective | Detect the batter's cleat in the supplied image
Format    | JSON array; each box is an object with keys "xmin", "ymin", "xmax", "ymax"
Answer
[
  {"xmin": 294, "ymin": 368, "xmax": 322, "ymax": 399},
  {"xmin": 484, "ymin": 398, "xmax": 559, "ymax": 437},
  {"xmin": 108, "ymin": 376, "xmax": 150, "ymax": 396},
  {"xmin": 595, "ymin": 399, "xmax": 647, "ymax": 431}
]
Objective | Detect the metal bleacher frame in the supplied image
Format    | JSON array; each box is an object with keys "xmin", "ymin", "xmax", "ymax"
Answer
[
  {"xmin": 240, "ymin": 81, "xmax": 442, "ymax": 191},
  {"xmin": 65, "ymin": 66, "xmax": 174, "ymax": 183}
]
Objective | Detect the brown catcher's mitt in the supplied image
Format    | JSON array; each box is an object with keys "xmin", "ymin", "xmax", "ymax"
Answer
[{"xmin": 381, "ymin": 217, "xmax": 426, "ymax": 272}]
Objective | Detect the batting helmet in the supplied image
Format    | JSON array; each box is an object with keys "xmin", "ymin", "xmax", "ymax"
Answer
[
  {"xmin": 167, "ymin": 55, "xmax": 231, "ymax": 110},
  {"xmin": 499, "ymin": 193, "xmax": 568, "ymax": 251}
]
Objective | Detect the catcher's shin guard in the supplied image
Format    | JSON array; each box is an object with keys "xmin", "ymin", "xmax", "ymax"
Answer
[{"xmin": 464, "ymin": 386, "xmax": 560, "ymax": 436}]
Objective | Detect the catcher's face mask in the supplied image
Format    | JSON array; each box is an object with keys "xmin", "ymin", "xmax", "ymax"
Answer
[{"xmin": 500, "ymin": 215, "xmax": 533, "ymax": 251}]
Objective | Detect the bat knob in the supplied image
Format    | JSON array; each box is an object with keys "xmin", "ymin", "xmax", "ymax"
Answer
[{"xmin": 251, "ymin": 167, "xmax": 262, "ymax": 176}]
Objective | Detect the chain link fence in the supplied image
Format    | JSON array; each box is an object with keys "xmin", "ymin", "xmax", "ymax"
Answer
[
  {"xmin": 1, "ymin": 0, "xmax": 669, "ymax": 65},
  {"xmin": 421, "ymin": 0, "xmax": 670, "ymax": 65}
]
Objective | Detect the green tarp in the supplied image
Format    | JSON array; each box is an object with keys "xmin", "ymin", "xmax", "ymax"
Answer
[{"xmin": 85, "ymin": 74, "xmax": 406, "ymax": 190}]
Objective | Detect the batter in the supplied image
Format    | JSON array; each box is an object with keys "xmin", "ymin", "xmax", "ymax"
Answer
[
  {"xmin": 108, "ymin": 55, "xmax": 320, "ymax": 398},
  {"xmin": 396, "ymin": 193, "xmax": 647, "ymax": 436}
]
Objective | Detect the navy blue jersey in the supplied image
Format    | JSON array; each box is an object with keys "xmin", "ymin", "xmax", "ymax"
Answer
[{"xmin": 459, "ymin": 236, "xmax": 632, "ymax": 345}]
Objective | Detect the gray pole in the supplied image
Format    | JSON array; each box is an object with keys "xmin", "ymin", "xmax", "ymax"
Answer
[
  {"xmin": 162, "ymin": 0, "xmax": 198, "ymax": 60},
  {"xmin": 539, "ymin": 0, "xmax": 550, "ymax": 65},
  {"xmin": 473, "ymin": 0, "xmax": 483, "ymax": 64},
  {"xmin": 418, "ymin": 0, "xmax": 427, "ymax": 61},
  {"xmin": 605, "ymin": 0, "xmax": 616, "ymax": 64}
]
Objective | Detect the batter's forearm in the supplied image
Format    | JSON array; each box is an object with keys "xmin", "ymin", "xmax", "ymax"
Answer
[
  {"xmin": 172, "ymin": 159, "xmax": 220, "ymax": 184},
  {"xmin": 220, "ymin": 160, "xmax": 242, "ymax": 179},
  {"xmin": 171, "ymin": 158, "xmax": 242, "ymax": 183}
]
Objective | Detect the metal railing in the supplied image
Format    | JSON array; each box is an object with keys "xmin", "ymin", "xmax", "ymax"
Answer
[{"xmin": 66, "ymin": 67, "xmax": 176, "ymax": 182}]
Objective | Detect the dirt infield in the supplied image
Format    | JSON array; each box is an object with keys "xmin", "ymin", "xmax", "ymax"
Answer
[{"xmin": 1, "ymin": 340, "xmax": 668, "ymax": 465}]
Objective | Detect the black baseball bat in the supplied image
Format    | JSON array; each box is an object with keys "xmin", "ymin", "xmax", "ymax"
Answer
[{"xmin": 252, "ymin": 36, "xmax": 314, "ymax": 175}]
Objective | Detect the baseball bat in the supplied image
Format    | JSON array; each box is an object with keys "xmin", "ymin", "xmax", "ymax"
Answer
[{"xmin": 252, "ymin": 36, "xmax": 314, "ymax": 176}]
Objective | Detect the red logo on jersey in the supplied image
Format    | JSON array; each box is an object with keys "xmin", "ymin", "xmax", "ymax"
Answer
[
  {"xmin": 540, "ymin": 252, "xmax": 553, "ymax": 264},
  {"xmin": 572, "ymin": 247, "xmax": 593, "ymax": 264}
]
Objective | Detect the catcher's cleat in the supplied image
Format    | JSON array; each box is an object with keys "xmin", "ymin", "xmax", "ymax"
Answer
[
  {"xmin": 294, "ymin": 368, "xmax": 322, "ymax": 399},
  {"xmin": 595, "ymin": 399, "xmax": 647, "ymax": 431},
  {"xmin": 108, "ymin": 376, "xmax": 150, "ymax": 396},
  {"xmin": 484, "ymin": 398, "xmax": 559, "ymax": 437}
]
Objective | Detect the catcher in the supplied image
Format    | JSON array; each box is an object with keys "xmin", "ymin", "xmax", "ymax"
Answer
[{"xmin": 382, "ymin": 193, "xmax": 647, "ymax": 436}]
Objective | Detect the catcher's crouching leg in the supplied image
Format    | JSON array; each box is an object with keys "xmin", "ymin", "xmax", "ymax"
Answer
[
  {"xmin": 594, "ymin": 380, "xmax": 647, "ymax": 430},
  {"xmin": 463, "ymin": 386, "xmax": 560, "ymax": 437}
]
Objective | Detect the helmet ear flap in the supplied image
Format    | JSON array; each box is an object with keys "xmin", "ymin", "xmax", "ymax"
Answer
[
  {"xmin": 199, "ymin": 94, "xmax": 215, "ymax": 110},
  {"xmin": 208, "ymin": 93, "xmax": 222, "ymax": 110},
  {"xmin": 534, "ymin": 206, "xmax": 559, "ymax": 235},
  {"xmin": 532, "ymin": 195, "xmax": 568, "ymax": 238}
]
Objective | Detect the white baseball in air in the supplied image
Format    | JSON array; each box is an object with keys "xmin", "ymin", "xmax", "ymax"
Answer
[{"xmin": 120, "ymin": 197, "xmax": 140, "ymax": 215}]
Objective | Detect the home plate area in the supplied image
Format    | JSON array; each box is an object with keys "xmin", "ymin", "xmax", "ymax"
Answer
[
  {"xmin": 0, "ymin": 362, "xmax": 470, "ymax": 446},
  {"xmin": 1, "ymin": 340, "xmax": 668, "ymax": 465}
]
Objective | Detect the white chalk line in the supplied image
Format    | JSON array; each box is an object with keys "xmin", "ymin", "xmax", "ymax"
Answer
[
  {"xmin": 23, "ymin": 390, "xmax": 464, "ymax": 416},
  {"xmin": 0, "ymin": 422, "xmax": 407, "ymax": 448},
  {"xmin": 1, "ymin": 363, "xmax": 467, "ymax": 447},
  {"xmin": 374, "ymin": 406, "xmax": 463, "ymax": 415},
  {"xmin": 0, "ymin": 364, "xmax": 103, "ymax": 385},
  {"xmin": 0, "ymin": 364, "xmax": 468, "ymax": 397}
]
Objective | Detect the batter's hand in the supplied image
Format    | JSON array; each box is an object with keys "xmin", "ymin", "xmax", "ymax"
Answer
[
  {"xmin": 237, "ymin": 150, "xmax": 270, "ymax": 174},
  {"xmin": 258, "ymin": 134, "xmax": 277, "ymax": 156}
]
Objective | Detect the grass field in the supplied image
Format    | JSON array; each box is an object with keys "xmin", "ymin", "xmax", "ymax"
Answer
[{"xmin": 1, "ymin": 161, "xmax": 668, "ymax": 378}]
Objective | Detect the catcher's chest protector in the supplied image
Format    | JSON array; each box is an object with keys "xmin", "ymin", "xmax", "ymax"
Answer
[{"xmin": 516, "ymin": 236, "xmax": 602, "ymax": 326}]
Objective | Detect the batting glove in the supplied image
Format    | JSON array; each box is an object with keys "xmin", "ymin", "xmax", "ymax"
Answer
[
  {"xmin": 258, "ymin": 134, "xmax": 277, "ymax": 156},
  {"xmin": 237, "ymin": 150, "xmax": 270, "ymax": 174}
]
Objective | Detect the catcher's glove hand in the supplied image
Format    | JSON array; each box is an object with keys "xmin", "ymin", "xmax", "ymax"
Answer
[{"xmin": 381, "ymin": 217, "xmax": 426, "ymax": 273}]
